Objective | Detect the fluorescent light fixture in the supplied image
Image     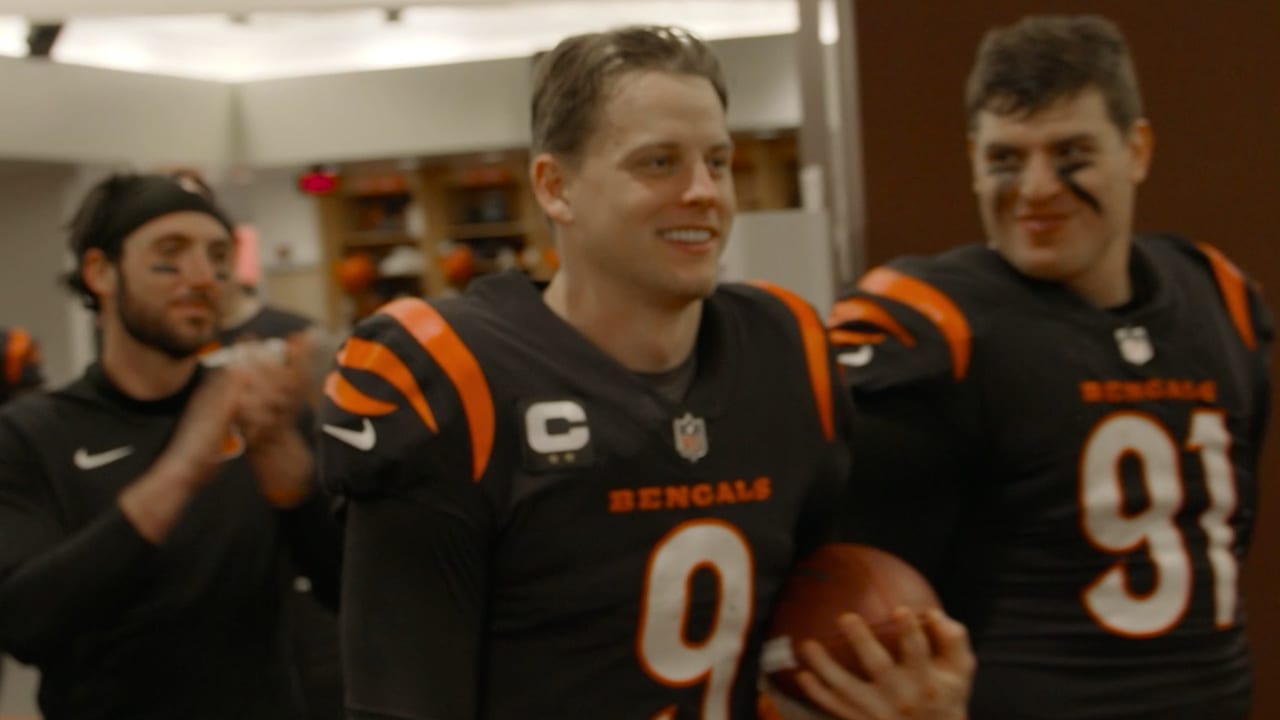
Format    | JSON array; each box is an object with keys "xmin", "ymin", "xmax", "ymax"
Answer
[
  {"xmin": 0, "ymin": 16, "xmax": 29, "ymax": 57},
  {"xmin": 38, "ymin": 1, "xmax": 798, "ymax": 82}
]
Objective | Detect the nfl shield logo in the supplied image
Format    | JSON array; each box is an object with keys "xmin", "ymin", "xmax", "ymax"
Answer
[
  {"xmin": 672, "ymin": 412, "xmax": 708, "ymax": 463},
  {"xmin": 1114, "ymin": 326, "xmax": 1154, "ymax": 366}
]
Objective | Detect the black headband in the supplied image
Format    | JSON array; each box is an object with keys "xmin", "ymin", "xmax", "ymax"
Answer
[{"xmin": 75, "ymin": 173, "xmax": 236, "ymax": 256}]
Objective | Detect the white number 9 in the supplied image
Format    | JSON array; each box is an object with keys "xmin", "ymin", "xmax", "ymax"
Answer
[{"xmin": 637, "ymin": 519, "xmax": 754, "ymax": 720}]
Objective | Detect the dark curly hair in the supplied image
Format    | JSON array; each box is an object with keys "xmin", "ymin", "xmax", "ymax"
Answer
[{"xmin": 965, "ymin": 15, "xmax": 1143, "ymax": 132}]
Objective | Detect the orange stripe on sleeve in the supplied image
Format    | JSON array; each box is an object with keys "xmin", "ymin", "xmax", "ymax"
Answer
[
  {"xmin": 4, "ymin": 328, "xmax": 31, "ymax": 386},
  {"xmin": 749, "ymin": 282, "xmax": 835, "ymax": 442},
  {"xmin": 1198, "ymin": 242, "xmax": 1257, "ymax": 351},
  {"xmin": 828, "ymin": 328, "xmax": 887, "ymax": 346},
  {"xmin": 337, "ymin": 336, "xmax": 438, "ymax": 433},
  {"xmin": 858, "ymin": 267, "xmax": 972, "ymax": 380},
  {"xmin": 380, "ymin": 298, "xmax": 495, "ymax": 482},
  {"xmin": 827, "ymin": 297, "xmax": 916, "ymax": 347},
  {"xmin": 323, "ymin": 371, "xmax": 398, "ymax": 417}
]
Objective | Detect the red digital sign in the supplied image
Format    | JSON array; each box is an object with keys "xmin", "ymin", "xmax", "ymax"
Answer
[{"xmin": 297, "ymin": 166, "xmax": 340, "ymax": 195}]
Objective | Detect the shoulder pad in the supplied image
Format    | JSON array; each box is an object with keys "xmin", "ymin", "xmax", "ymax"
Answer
[
  {"xmin": 1188, "ymin": 239, "xmax": 1272, "ymax": 351},
  {"xmin": 318, "ymin": 297, "xmax": 495, "ymax": 497},
  {"xmin": 829, "ymin": 258, "xmax": 974, "ymax": 391},
  {"xmin": 736, "ymin": 281, "xmax": 839, "ymax": 442}
]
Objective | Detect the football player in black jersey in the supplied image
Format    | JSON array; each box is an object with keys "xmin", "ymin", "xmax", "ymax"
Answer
[
  {"xmin": 0, "ymin": 173, "xmax": 340, "ymax": 720},
  {"xmin": 832, "ymin": 16, "xmax": 1271, "ymax": 720},
  {"xmin": 320, "ymin": 25, "xmax": 972, "ymax": 720}
]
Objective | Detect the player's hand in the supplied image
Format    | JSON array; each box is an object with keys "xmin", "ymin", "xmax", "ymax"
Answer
[
  {"xmin": 233, "ymin": 334, "xmax": 316, "ymax": 507},
  {"xmin": 233, "ymin": 335, "xmax": 310, "ymax": 444},
  {"xmin": 121, "ymin": 368, "xmax": 248, "ymax": 543},
  {"xmin": 793, "ymin": 608, "xmax": 974, "ymax": 720},
  {"xmin": 158, "ymin": 366, "xmax": 247, "ymax": 485}
]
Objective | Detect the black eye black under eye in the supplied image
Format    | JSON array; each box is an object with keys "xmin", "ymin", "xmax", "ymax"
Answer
[
  {"xmin": 150, "ymin": 264, "xmax": 180, "ymax": 274},
  {"xmin": 1057, "ymin": 160, "xmax": 1091, "ymax": 177}
]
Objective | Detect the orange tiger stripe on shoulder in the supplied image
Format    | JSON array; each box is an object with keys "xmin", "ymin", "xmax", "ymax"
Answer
[
  {"xmin": 323, "ymin": 370, "xmax": 398, "ymax": 417},
  {"xmin": 827, "ymin": 297, "xmax": 916, "ymax": 347},
  {"xmin": 380, "ymin": 298, "xmax": 495, "ymax": 483},
  {"xmin": 1198, "ymin": 242, "xmax": 1257, "ymax": 351},
  {"xmin": 749, "ymin": 281, "xmax": 835, "ymax": 442},
  {"xmin": 4, "ymin": 327, "xmax": 31, "ymax": 386},
  {"xmin": 858, "ymin": 267, "xmax": 972, "ymax": 380},
  {"xmin": 336, "ymin": 336, "xmax": 439, "ymax": 433},
  {"xmin": 829, "ymin": 328, "xmax": 888, "ymax": 346}
]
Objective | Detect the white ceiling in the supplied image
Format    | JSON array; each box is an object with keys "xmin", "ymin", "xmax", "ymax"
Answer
[
  {"xmin": 1, "ymin": 0, "xmax": 609, "ymax": 19},
  {"xmin": 0, "ymin": 1, "xmax": 799, "ymax": 81}
]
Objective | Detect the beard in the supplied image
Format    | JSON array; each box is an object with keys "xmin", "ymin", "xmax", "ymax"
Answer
[{"xmin": 116, "ymin": 275, "xmax": 215, "ymax": 360}]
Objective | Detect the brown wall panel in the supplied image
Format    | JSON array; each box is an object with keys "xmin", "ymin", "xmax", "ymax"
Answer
[{"xmin": 853, "ymin": 1, "xmax": 1279, "ymax": 715}]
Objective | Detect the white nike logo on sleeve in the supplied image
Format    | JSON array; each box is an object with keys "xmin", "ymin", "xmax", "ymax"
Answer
[
  {"xmin": 322, "ymin": 418, "xmax": 377, "ymax": 451},
  {"xmin": 73, "ymin": 445, "xmax": 135, "ymax": 470},
  {"xmin": 837, "ymin": 345, "xmax": 875, "ymax": 368}
]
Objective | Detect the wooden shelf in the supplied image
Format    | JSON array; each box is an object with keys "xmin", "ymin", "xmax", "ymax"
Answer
[
  {"xmin": 313, "ymin": 132, "xmax": 796, "ymax": 329},
  {"xmin": 344, "ymin": 231, "xmax": 419, "ymax": 248},
  {"xmin": 315, "ymin": 151, "xmax": 551, "ymax": 328},
  {"xmin": 448, "ymin": 222, "xmax": 527, "ymax": 241}
]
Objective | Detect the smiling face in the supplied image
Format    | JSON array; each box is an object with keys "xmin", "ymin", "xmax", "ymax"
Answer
[
  {"xmin": 970, "ymin": 88, "xmax": 1153, "ymax": 302},
  {"xmin": 536, "ymin": 69, "xmax": 736, "ymax": 308},
  {"xmin": 91, "ymin": 211, "xmax": 234, "ymax": 359}
]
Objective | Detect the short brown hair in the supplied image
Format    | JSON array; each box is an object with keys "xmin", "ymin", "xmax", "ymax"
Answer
[
  {"xmin": 965, "ymin": 15, "xmax": 1143, "ymax": 132},
  {"xmin": 530, "ymin": 25, "xmax": 728, "ymax": 162}
]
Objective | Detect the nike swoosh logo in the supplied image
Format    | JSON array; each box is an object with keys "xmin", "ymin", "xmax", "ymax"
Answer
[
  {"xmin": 74, "ymin": 445, "xmax": 135, "ymax": 470},
  {"xmin": 837, "ymin": 345, "xmax": 875, "ymax": 368},
  {"xmin": 322, "ymin": 418, "xmax": 376, "ymax": 451}
]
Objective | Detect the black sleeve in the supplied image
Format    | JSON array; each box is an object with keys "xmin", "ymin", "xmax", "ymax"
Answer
[
  {"xmin": 0, "ymin": 417, "xmax": 157, "ymax": 663},
  {"xmin": 839, "ymin": 385, "xmax": 978, "ymax": 585},
  {"xmin": 275, "ymin": 406, "xmax": 344, "ymax": 611},
  {"xmin": 278, "ymin": 489, "xmax": 344, "ymax": 611},
  {"xmin": 342, "ymin": 482, "xmax": 493, "ymax": 720}
]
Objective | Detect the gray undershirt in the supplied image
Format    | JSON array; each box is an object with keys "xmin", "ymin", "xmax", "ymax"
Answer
[{"xmin": 633, "ymin": 350, "xmax": 698, "ymax": 406}]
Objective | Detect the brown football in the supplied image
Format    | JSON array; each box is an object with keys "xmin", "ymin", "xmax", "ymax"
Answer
[{"xmin": 761, "ymin": 543, "xmax": 942, "ymax": 702}]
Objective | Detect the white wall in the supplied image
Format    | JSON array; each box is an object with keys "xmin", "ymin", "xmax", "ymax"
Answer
[
  {"xmin": 238, "ymin": 57, "xmax": 535, "ymax": 167},
  {"xmin": 238, "ymin": 33, "xmax": 801, "ymax": 167},
  {"xmin": 0, "ymin": 162, "xmax": 105, "ymax": 387},
  {"xmin": 236, "ymin": 166, "xmax": 324, "ymax": 269},
  {"xmin": 0, "ymin": 34, "xmax": 798, "ymax": 172},
  {"xmin": 720, "ymin": 209, "xmax": 834, "ymax": 313},
  {"xmin": 0, "ymin": 58, "xmax": 235, "ymax": 169},
  {"xmin": 715, "ymin": 34, "xmax": 804, "ymax": 132}
]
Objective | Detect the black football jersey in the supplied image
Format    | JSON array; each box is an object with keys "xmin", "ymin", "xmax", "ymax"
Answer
[
  {"xmin": 320, "ymin": 271, "xmax": 849, "ymax": 720},
  {"xmin": 832, "ymin": 235, "xmax": 1271, "ymax": 719},
  {"xmin": 0, "ymin": 364, "xmax": 332, "ymax": 720}
]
